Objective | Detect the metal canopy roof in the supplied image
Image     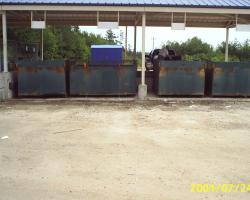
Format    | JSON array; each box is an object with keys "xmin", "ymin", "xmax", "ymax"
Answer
[
  {"xmin": 2, "ymin": 0, "xmax": 250, "ymax": 9},
  {"xmin": 4, "ymin": 10, "xmax": 250, "ymax": 28},
  {"xmin": 1, "ymin": 0, "xmax": 250, "ymax": 28}
]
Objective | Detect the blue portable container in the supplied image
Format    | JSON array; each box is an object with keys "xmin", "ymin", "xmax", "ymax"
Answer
[{"xmin": 90, "ymin": 45, "xmax": 123, "ymax": 65}]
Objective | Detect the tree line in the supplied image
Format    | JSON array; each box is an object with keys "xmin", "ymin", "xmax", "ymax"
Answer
[
  {"xmin": 163, "ymin": 37, "xmax": 250, "ymax": 62},
  {"xmin": 3, "ymin": 26, "xmax": 250, "ymax": 62},
  {"xmin": 6, "ymin": 26, "xmax": 119, "ymax": 61}
]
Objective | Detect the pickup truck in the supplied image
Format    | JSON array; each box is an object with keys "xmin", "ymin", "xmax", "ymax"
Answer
[{"xmin": 145, "ymin": 48, "xmax": 181, "ymax": 71}]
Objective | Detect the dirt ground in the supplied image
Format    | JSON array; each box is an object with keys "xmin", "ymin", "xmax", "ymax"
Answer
[{"xmin": 0, "ymin": 99, "xmax": 250, "ymax": 200}]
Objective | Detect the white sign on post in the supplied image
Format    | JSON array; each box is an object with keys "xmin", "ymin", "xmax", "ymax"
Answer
[
  {"xmin": 31, "ymin": 21, "xmax": 46, "ymax": 29},
  {"xmin": 236, "ymin": 24, "xmax": 250, "ymax": 32},
  {"xmin": 98, "ymin": 21, "xmax": 119, "ymax": 29},
  {"xmin": 171, "ymin": 23, "xmax": 186, "ymax": 30}
]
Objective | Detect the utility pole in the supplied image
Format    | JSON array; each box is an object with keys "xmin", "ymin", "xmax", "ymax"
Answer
[
  {"xmin": 152, "ymin": 37, "xmax": 155, "ymax": 49},
  {"xmin": 225, "ymin": 27, "xmax": 229, "ymax": 62},
  {"xmin": 41, "ymin": 29, "xmax": 44, "ymax": 61},
  {"xmin": 125, "ymin": 26, "xmax": 128, "ymax": 60}
]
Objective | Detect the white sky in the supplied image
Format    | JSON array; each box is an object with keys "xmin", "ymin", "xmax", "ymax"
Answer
[{"xmin": 80, "ymin": 26, "xmax": 250, "ymax": 52}]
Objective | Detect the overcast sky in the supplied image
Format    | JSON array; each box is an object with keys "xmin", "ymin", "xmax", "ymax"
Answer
[{"xmin": 80, "ymin": 26, "xmax": 250, "ymax": 52}]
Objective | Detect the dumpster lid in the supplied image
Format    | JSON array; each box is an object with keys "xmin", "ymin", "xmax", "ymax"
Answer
[{"xmin": 91, "ymin": 45, "xmax": 123, "ymax": 49}]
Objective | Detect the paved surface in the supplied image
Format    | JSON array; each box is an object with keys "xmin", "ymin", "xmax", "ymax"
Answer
[{"xmin": 0, "ymin": 100, "xmax": 250, "ymax": 200}]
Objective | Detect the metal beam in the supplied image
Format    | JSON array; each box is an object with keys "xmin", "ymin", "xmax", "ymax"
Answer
[
  {"xmin": 225, "ymin": 27, "xmax": 229, "ymax": 62},
  {"xmin": 125, "ymin": 26, "xmax": 127, "ymax": 60},
  {"xmin": 2, "ymin": 11, "xmax": 8, "ymax": 72},
  {"xmin": 138, "ymin": 12, "xmax": 147, "ymax": 100},
  {"xmin": 141, "ymin": 13, "xmax": 146, "ymax": 85},
  {"xmin": 41, "ymin": 29, "xmax": 44, "ymax": 61},
  {"xmin": 133, "ymin": 25, "xmax": 137, "ymax": 60},
  {"xmin": 6, "ymin": 19, "xmax": 241, "ymax": 28},
  {"xmin": 1, "ymin": 5, "xmax": 250, "ymax": 15},
  {"xmin": 5, "ymin": 10, "xmax": 250, "ymax": 28}
]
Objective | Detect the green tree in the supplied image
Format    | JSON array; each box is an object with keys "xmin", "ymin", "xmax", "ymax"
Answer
[
  {"xmin": 43, "ymin": 28, "xmax": 59, "ymax": 59},
  {"xmin": 10, "ymin": 28, "xmax": 40, "ymax": 44},
  {"xmin": 163, "ymin": 37, "xmax": 250, "ymax": 62},
  {"xmin": 105, "ymin": 29, "xmax": 119, "ymax": 44},
  {"xmin": 164, "ymin": 37, "xmax": 214, "ymax": 61},
  {"xmin": 241, "ymin": 39, "xmax": 250, "ymax": 61},
  {"xmin": 216, "ymin": 39, "xmax": 250, "ymax": 61}
]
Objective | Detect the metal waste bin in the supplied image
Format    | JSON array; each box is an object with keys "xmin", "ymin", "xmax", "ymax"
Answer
[
  {"xmin": 70, "ymin": 64, "xmax": 136, "ymax": 96},
  {"xmin": 155, "ymin": 60, "xmax": 206, "ymax": 96},
  {"xmin": 17, "ymin": 60, "xmax": 66, "ymax": 96},
  {"xmin": 212, "ymin": 62, "xmax": 250, "ymax": 96}
]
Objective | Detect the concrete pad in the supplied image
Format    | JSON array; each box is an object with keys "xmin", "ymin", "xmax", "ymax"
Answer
[
  {"xmin": 0, "ymin": 101, "xmax": 250, "ymax": 200},
  {"xmin": 138, "ymin": 84, "xmax": 147, "ymax": 100},
  {"xmin": 0, "ymin": 72, "xmax": 13, "ymax": 101}
]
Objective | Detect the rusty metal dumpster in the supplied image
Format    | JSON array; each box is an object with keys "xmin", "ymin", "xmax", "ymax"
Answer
[
  {"xmin": 17, "ymin": 60, "xmax": 66, "ymax": 96},
  {"xmin": 212, "ymin": 62, "xmax": 250, "ymax": 97},
  {"xmin": 155, "ymin": 61, "xmax": 206, "ymax": 96},
  {"xmin": 70, "ymin": 64, "xmax": 136, "ymax": 96}
]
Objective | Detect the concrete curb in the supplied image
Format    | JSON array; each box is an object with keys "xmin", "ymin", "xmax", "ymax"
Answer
[{"xmin": 4, "ymin": 97, "xmax": 250, "ymax": 104}]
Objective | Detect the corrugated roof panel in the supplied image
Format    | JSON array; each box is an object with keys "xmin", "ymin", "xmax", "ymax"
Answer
[
  {"xmin": 221, "ymin": 0, "xmax": 237, "ymax": 6},
  {"xmin": 205, "ymin": 0, "xmax": 221, "ymax": 6},
  {"xmin": 238, "ymin": 0, "xmax": 248, "ymax": 6},
  {"xmin": 200, "ymin": 0, "xmax": 215, "ymax": 6},
  {"xmin": 231, "ymin": 0, "xmax": 247, "ymax": 6},
  {"xmin": 2, "ymin": 0, "xmax": 250, "ymax": 8}
]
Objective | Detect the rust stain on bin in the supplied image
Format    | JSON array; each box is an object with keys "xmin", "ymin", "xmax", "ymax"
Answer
[
  {"xmin": 156, "ymin": 61, "xmax": 206, "ymax": 96},
  {"xmin": 17, "ymin": 60, "xmax": 66, "ymax": 97},
  {"xmin": 48, "ymin": 66, "xmax": 65, "ymax": 74},
  {"xmin": 197, "ymin": 67, "xmax": 205, "ymax": 78},
  {"xmin": 212, "ymin": 62, "xmax": 250, "ymax": 97},
  {"xmin": 159, "ymin": 66, "xmax": 194, "ymax": 75},
  {"xmin": 70, "ymin": 64, "xmax": 136, "ymax": 96},
  {"xmin": 17, "ymin": 66, "xmax": 65, "ymax": 74},
  {"xmin": 183, "ymin": 67, "xmax": 193, "ymax": 73},
  {"xmin": 159, "ymin": 67, "xmax": 179, "ymax": 76},
  {"xmin": 17, "ymin": 66, "xmax": 41, "ymax": 73},
  {"xmin": 118, "ymin": 65, "xmax": 129, "ymax": 76},
  {"xmin": 159, "ymin": 67, "xmax": 167, "ymax": 77},
  {"xmin": 214, "ymin": 67, "xmax": 224, "ymax": 76}
]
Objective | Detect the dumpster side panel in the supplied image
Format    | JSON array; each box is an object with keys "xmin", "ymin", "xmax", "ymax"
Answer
[
  {"xmin": 70, "ymin": 65, "xmax": 136, "ymax": 96},
  {"xmin": 212, "ymin": 62, "xmax": 250, "ymax": 96},
  {"xmin": 117, "ymin": 66, "xmax": 137, "ymax": 95},
  {"xmin": 17, "ymin": 60, "xmax": 66, "ymax": 96},
  {"xmin": 156, "ymin": 61, "xmax": 205, "ymax": 96}
]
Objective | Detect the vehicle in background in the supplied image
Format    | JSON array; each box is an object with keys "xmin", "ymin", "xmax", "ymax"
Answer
[{"xmin": 145, "ymin": 48, "xmax": 182, "ymax": 71}]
